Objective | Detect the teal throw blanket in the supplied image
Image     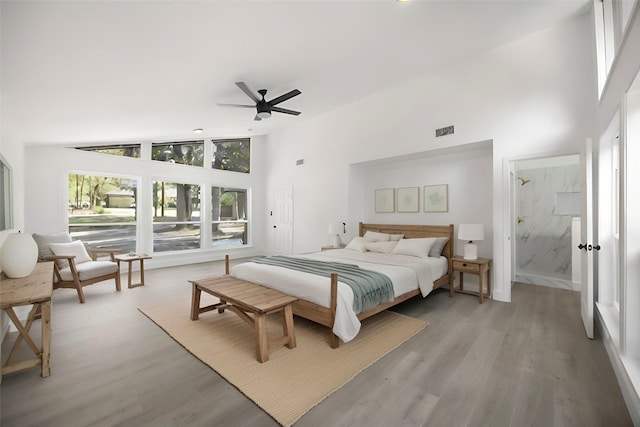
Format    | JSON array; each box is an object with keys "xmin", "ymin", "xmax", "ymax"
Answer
[{"xmin": 252, "ymin": 256, "xmax": 394, "ymax": 313}]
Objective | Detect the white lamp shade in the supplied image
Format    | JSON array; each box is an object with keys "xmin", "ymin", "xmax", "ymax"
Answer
[
  {"xmin": 458, "ymin": 224, "xmax": 484, "ymax": 242},
  {"xmin": 328, "ymin": 222, "xmax": 339, "ymax": 235},
  {"xmin": 1, "ymin": 231, "xmax": 39, "ymax": 278}
]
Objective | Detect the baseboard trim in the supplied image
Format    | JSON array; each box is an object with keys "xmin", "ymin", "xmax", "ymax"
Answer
[{"xmin": 596, "ymin": 308, "xmax": 640, "ymax": 425}]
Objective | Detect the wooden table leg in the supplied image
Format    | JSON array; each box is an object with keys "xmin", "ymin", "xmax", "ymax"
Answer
[
  {"xmin": 190, "ymin": 284, "xmax": 201, "ymax": 320},
  {"xmin": 487, "ymin": 263, "xmax": 492, "ymax": 299},
  {"xmin": 459, "ymin": 271, "xmax": 464, "ymax": 291},
  {"xmin": 5, "ymin": 305, "xmax": 39, "ymax": 366},
  {"xmin": 139, "ymin": 259, "xmax": 146, "ymax": 286},
  {"xmin": 255, "ymin": 313, "xmax": 268, "ymax": 363},
  {"xmin": 283, "ymin": 304, "xmax": 296, "ymax": 349},
  {"xmin": 127, "ymin": 260, "xmax": 133, "ymax": 288},
  {"xmin": 41, "ymin": 300, "xmax": 51, "ymax": 377},
  {"xmin": 479, "ymin": 267, "xmax": 484, "ymax": 304},
  {"xmin": 5, "ymin": 308, "xmax": 40, "ymax": 356}
]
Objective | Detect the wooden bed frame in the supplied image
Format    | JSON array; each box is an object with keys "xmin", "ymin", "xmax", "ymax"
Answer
[
  {"xmin": 225, "ymin": 223, "xmax": 454, "ymax": 348},
  {"xmin": 289, "ymin": 223, "xmax": 453, "ymax": 348}
]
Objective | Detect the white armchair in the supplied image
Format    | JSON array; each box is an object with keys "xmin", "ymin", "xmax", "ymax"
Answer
[{"xmin": 33, "ymin": 232, "xmax": 121, "ymax": 303}]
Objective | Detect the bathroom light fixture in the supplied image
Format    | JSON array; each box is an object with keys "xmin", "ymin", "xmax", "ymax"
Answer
[
  {"xmin": 193, "ymin": 128, "xmax": 204, "ymax": 134},
  {"xmin": 458, "ymin": 224, "xmax": 484, "ymax": 260}
]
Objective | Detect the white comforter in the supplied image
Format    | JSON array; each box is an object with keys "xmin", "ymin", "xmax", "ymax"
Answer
[{"xmin": 230, "ymin": 250, "xmax": 448, "ymax": 343}]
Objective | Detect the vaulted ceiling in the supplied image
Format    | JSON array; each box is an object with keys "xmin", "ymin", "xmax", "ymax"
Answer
[{"xmin": 1, "ymin": 0, "xmax": 591, "ymax": 146}]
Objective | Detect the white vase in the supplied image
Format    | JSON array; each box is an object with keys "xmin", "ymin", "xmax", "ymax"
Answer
[{"xmin": 1, "ymin": 231, "xmax": 39, "ymax": 278}]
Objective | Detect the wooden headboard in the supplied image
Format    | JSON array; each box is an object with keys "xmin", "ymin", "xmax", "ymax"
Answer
[{"xmin": 358, "ymin": 222, "xmax": 454, "ymax": 260}]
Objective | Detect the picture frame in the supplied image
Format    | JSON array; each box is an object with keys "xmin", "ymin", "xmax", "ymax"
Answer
[
  {"xmin": 396, "ymin": 187, "xmax": 419, "ymax": 213},
  {"xmin": 424, "ymin": 184, "xmax": 448, "ymax": 212},
  {"xmin": 375, "ymin": 188, "xmax": 395, "ymax": 213}
]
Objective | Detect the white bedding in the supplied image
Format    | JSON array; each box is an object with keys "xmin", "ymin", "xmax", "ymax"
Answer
[{"xmin": 230, "ymin": 249, "xmax": 448, "ymax": 343}]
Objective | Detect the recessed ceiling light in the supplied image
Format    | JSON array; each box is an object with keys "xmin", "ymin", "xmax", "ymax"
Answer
[{"xmin": 193, "ymin": 128, "xmax": 204, "ymax": 134}]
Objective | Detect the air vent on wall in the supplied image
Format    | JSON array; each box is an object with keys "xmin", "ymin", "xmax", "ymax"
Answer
[{"xmin": 436, "ymin": 125, "xmax": 454, "ymax": 137}]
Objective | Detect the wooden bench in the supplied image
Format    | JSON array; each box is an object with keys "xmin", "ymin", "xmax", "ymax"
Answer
[{"xmin": 189, "ymin": 272, "xmax": 298, "ymax": 363}]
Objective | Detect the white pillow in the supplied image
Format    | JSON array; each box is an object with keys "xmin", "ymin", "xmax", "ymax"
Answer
[
  {"xmin": 392, "ymin": 238, "xmax": 437, "ymax": 258},
  {"xmin": 364, "ymin": 231, "xmax": 391, "ymax": 242},
  {"xmin": 364, "ymin": 241, "xmax": 398, "ymax": 254},
  {"xmin": 345, "ymin": 236, "xmax": 375, "ymax": 252},
  {"xmin": 49, "ymin": 240, "xmax": 93, "ymax": 268},
  {"xmin": 389, "ymin": 234, "xmax": 404, "ymax": 241}
]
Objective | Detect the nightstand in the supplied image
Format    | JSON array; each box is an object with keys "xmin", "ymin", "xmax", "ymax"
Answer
[
  {"xmin": 451, "ymin": 256, "xmax": 492, "ymax": 304},
  {"xmin": 321, "ymin": 245, "xmax": 346, "ymax": 251}
]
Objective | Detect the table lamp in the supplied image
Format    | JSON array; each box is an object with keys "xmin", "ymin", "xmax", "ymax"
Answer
[{"xmin": 458, "ymin": 224, "xmax": 484, "ymax": 260}]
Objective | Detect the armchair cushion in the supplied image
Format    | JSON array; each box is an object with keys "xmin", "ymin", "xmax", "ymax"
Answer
[
  {"xmin": 33, "ymin": 232, "xmax": 72, "ymax": 260},
  {"xmin": 58, "ymin": 261, "xmax": 119, "ymax": 282},
  {"xmin": 49, "ymin": 241, "xmax": 93, "ymax": 269}
]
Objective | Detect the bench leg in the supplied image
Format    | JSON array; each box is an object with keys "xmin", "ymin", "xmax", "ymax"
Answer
[
  {"xmin": 282, "ymin": 304, "xmax": 296, "ymax": 349},
  {"xmin": 255, "ymin": 313, "xmax": 269, "ymax": 363},
  {"xmin": 190, "ymin": 284, "xmax": 201, "ymax": 320},
  {"xmin": 218, "ymin": 299, "xmax": 227, "ymax": 314}
]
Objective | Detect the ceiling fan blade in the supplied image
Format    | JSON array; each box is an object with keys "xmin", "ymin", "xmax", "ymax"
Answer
[
  {"xmin": 217, "ymin": 103, "xmax": 255, "ymax": 109},
  {"xmin": 235, "ymin": 81, "xmax": 260, "ymax": 103},
  {"xmin": 268, "ymin": 89, "xmax": 301, "ymax": 106},
  {"xmin": 254, "ymin": 115, "xmax": 262, "ymax": 121},
  {"xmin": 272, "ymin": 106, "xmax": 301, "ymax": 116}
]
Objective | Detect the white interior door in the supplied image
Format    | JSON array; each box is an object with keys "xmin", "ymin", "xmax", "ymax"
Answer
[
  {"xmin": 581, "ymin": 138, "xmax": 595, "ymax": 339},
  {"xmin": 272, "ymin": 187, "xmax": 293, "ymax": 255}
]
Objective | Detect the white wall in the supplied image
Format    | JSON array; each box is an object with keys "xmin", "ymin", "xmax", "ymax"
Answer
[
  {"xmin": 353, "ymin": 143, "xmax": 493, "ymax": 257},
  {"xmin": 23, "ymin": 139, "xmax": 269, "ymax": 269},
  {"xmin": 264, "ymin": 13, "xmax": 596, "ymax": 302}
]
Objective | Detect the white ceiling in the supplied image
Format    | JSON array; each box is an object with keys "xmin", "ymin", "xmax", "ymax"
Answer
[{"xmin": 1, "ymin": 0, "xmax": 591, "ymax": 146}]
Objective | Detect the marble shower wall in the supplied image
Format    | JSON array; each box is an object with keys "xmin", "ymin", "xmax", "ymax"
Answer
[{"xmin": 515, "ymin": 163, "xmax": 579, "ymax": 289}]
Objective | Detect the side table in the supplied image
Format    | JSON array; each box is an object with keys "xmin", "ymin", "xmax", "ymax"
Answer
[
  {"xmin": 114, "ymin": 254, "xmax": 152, "ymax": 288},
  {"xmin": 451, "ymin": 256, "xmax": 492, "ymax": 304}
]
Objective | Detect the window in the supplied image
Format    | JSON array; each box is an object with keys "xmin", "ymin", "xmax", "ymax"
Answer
[
  {"xmin": 612, "ymin": 134, "xmax": 620, "ymax": 310},
  {"xmin": 152, "ymin": 141, "xmax": 204, "ymax": 167},
  {"xmin": 594, "ymin": 0, "xmax": 617, "ymax": 96},
  {"xmin": 212, "ymin": 186, "xmax": 248, "ymax": 247},
  {"xmin": 75, "ymin": 144, "xmax": 141, "ymax": 158},
  {"xmin": 67, "ymin": 173, "xmax": 137, "ymax": 253},
  {"xmin": 152, "ymin": 180, "xmax": 201, "ymax": 252},
  {"xmin": 212, "ymin": 139, "xmax": 250, "ymax": 173}
]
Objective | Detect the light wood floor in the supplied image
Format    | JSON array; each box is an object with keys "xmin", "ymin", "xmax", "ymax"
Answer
[{"xmin": 1, "ymin": 259, "xmax": 633, "ymax": 426}]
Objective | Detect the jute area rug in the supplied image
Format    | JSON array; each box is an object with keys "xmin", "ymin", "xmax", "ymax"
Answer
[{"xmin": 139, "ymin": 295, "xmax": 428, "ymax": 426}]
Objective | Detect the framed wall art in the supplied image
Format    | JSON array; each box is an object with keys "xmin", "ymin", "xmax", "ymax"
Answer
[
  {"xmin": 375, "ymin": 188, "xmax": 395, "ymax": 213},
  {"xmin": 424, "ymin": 184, "xmax": 448, "ymax": 212},
  {"xmin": 396, "ymin": 187, "xmax": 419, "ymax": 213}
]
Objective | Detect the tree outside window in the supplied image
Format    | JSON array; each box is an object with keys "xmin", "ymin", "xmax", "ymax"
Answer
[
  {"xmin": 212, "ymin": 186, "xmax": 248, "ymax": 247},
  {"xmin": 152, "ymin": 141, "xmax": 204, "ymax": 167},
  {"xmin": 67, "ymin": 173, "xmax": 137, "ymax": 253},
  {"xmin": 212, "ymin": 139, "xmax": 250, "ymax": 173},
  {"xmin": 153, "ymin": 180, "xmax": 201, "ymax": 252}
]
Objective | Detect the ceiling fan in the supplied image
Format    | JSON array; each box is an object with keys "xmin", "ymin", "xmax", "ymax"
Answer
[{"xmin": 218, "ymin": 81, "xmax": 302, "ymax": 121}]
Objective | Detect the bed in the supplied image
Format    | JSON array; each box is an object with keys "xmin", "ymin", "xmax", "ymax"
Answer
[{"xmin": 231, "ymin": 223, "xmax": 454, "ymax": 347}]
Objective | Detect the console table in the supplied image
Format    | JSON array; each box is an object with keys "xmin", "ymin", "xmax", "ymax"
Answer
[{"xmin": 1, "ymin": 262, "xmax": 54, "ymax": 377}]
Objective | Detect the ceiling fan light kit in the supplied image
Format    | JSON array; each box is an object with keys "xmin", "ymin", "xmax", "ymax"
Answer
[{"xmin": 219, "ymin": 81, "xmax": 302, "ymax": 121}]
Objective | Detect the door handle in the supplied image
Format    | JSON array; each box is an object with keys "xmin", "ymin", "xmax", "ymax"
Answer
[
  {"xmin": 593, "ymin": 245, "xmax": 601, "ymax": 251},
  {"xmin": 273, "ymin": 225, "xmax": 277, "ymax": 228},
  {"xmin": 578, "ymin": 243, "xmax": 587, "ymax": 250}
]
